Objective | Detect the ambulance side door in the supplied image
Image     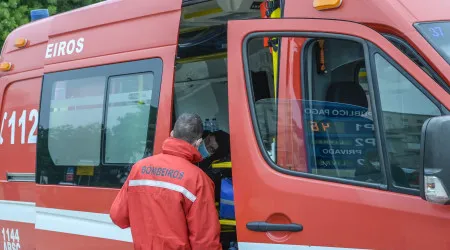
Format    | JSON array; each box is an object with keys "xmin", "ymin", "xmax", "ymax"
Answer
[
  {"xmin": 228, "ymin": 18, "xmax": 450, "ymax": 250},
  {"xmin": 34, "ymin": 0, "xmax": 182, "ymax": 249}
]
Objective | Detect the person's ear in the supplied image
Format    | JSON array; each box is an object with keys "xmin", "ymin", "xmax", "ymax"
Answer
[{"xmin": 170, "ymin": 130, "xmax": 174, "ymax": 137}]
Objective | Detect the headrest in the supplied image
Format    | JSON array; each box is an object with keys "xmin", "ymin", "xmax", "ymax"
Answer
[{"xmin": 325, "ymin": 81, "xmax": 368, "ymax": 108}]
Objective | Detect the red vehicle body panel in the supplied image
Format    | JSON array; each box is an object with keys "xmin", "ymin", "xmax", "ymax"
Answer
[{"xmin": 0, "ymin": 0, "xmax": 448, "ymax": 249}]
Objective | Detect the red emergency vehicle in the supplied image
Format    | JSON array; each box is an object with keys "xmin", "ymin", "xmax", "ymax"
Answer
[{"xmin": 0, "ymin": 0, "xmax": 449, "ymax": 249}]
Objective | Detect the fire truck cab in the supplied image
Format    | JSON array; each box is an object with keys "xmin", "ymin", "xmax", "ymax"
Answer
[{"xmin": 0, "ymin": 0, "xmax": 450, "ymax": 249}]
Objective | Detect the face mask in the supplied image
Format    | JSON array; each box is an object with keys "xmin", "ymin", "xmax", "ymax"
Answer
[{"xmin": 197, "ymin": 141, "xmax": 210, "ymax": 159}]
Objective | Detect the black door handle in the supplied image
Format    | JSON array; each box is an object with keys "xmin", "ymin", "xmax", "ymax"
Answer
[{"xmin": 246, "ymin": 221, "xmax": 303, "ymax": 232}]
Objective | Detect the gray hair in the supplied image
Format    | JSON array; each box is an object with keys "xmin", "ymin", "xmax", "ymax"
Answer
[{"xmin": 173, "ymin": 113, "xmax": 203, "ymax": 144}]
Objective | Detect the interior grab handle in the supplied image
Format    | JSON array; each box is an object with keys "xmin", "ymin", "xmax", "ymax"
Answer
[{"xmin": 246, "ymin": 221, "xmax": 303, "ymax": 232}]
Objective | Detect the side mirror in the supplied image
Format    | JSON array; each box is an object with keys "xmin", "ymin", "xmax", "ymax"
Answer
[{"xmin": 420, "ymin": 115, "xmax": 450, "ymax": 205}]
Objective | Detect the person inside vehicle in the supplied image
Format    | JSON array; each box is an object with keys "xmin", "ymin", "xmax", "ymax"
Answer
[
  {"xmin": 198, "ymin": 129, "xmax": 231, "ymax": 202},
  {"xmin": 198, "ymin": 130, "xmax": 231, "ymax": 165}
]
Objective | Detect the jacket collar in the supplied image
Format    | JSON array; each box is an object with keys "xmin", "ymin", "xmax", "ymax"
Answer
[{"xmin": 162, "ymin": 137, "xmax": 202, "ymax": 163}]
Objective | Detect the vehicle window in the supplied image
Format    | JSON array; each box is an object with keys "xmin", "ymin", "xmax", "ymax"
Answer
[
  {"xmin": 48, "ymin": 76, "xmax": 105, "ymax": 166},
  {"xmin": 246, "ymin": 36, "xmax": 385, "ymax": 186},
  {"xmin": 373, "ymin": 54, "xmax": 442, "ymax": 189},
  {"xmin": 105, "ymin": 73, "xmax": 155, "ymax": 164},
  {"xmin": 37, "ymin": 58, "xmax": 162, "ymax": 188},
  {"xmin": 172, "ymin": 57, "xmax": 229, "ymax": 133},
  {"xmin": 383, "ymin": 34, "xmax": 449, "ymax": 92},
  {"xmin": 416, "ymin": 22, "xmax": 450, "ymax": 64}
]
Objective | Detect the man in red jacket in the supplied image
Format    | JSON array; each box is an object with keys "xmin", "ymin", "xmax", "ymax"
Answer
[{"xmin": 110, "ymin": 113, "xmax": 222, "ymax": 250}]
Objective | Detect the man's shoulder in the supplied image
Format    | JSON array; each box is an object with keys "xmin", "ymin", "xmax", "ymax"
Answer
[{"xmin": 130, "ymin": 154, "xmax": 161, "ymax": 173}]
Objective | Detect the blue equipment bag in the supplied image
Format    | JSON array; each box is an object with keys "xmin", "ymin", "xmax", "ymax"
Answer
[{"xmin": 219, "ymin": 178, "xmax": 235, "ymax": 220}]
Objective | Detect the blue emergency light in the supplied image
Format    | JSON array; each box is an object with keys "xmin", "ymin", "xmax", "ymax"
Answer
[{"xmin": 30, "ymin": 9, "xmax": 50, "ymax": 22}]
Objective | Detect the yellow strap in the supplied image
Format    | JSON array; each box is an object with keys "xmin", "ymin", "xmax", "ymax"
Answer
[
  {"xmin": 272, "ymin": 49, "xmax": 278, "ymax": 97},
  {"xmin": 211, "ymin": 161, "xmax": 232, "ymax": 168},
  {"xmin": 219, "ymin": 219, "xmax": 236, "ymax": 226},
  {"xmin": 270, "ymin": 8, "xmax": 281, "ymax": 98},
  {"xmin": 269, "ymin": 7, "xmax": 281, "ymax": 148}
]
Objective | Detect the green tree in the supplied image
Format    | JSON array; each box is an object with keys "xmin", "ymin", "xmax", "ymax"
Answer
[{"xmin": 0, "ymin": 0, "xmax": 102, "ymax": 47}]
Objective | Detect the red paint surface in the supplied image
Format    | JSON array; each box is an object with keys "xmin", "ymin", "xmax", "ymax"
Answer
[{"xmin": 0, "ymin": 221, "xmax": 35, "ymax": 250}]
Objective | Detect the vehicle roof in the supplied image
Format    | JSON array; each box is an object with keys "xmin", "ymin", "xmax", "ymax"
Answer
[
  {"xmin": 285, "ymin": 0, "xmax": 449, "ymax": 28},
  {"xmin": 1, "ymin": 0, "xmax": 448, "ymax": 77},
  {"xmin": 396, "ymin": 0, "xmax": 449, "ymax": 22}
]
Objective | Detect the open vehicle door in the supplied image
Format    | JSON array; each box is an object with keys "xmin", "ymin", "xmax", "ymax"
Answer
[{"xmin": 228, "ymin": 18, "xmax": 450, "ymax": 250}]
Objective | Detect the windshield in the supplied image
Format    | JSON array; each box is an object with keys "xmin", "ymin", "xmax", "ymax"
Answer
[{"xmin": 416, "ymin": 22, "xmax": 450, "ymax": 64}]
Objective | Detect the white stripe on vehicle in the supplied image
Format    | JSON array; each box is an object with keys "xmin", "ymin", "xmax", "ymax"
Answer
[
  {"xmin": 129, "ymin": 179, "xmax": 197, "ymax": 202},
  {"xmin": 239, "ymin": 242, "xmax": 366, "ymax": 250},
  {"xmin": 0, "ymin": 200, "xmax": 35, "ymax": 224},
  {"xmin": 0, "ymin": 200, "xmax": 132, "ymax": 242},
  {"xmin": 35, "ymin": 206, "xmax": 133, "ymax": 242}
]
